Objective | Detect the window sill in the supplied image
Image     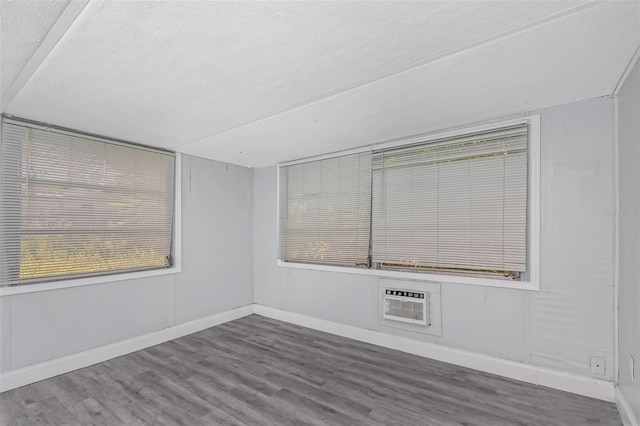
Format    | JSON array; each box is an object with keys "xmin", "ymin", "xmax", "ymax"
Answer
[
  {"xmin": 277, "ymin": 260, "xmax": 540, "ymax": 291},
  {"xmin": 0, "ymin": 266, "xmax": 182, "ymax": 297}
]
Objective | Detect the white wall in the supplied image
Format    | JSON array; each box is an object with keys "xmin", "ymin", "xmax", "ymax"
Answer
[
  {"xmin": 617, "ymin": 58, "xmax": 640, "ymax": 421},
  {"xmin": 254, "ymin": 96, "xmax": 616, "ymax": 381},
  {"xmin": 0, "ymin": 154, "xmax": 253, "ymax": 372},
  {"xmin": 0, "ymin": 96, "xmax": 620, "ymax": 390}
]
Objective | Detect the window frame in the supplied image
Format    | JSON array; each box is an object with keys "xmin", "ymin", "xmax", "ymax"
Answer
[
  {"xmin": 0, "ymin": 118, "xmax": 182, "ymax": 296},
  {"xmin": 277, "ymin": 115, "xmax": 540, "ymax": 291}
]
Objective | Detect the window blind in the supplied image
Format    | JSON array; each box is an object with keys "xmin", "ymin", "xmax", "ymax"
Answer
[
  {"xmin": 371, "ymin": 124, "xmax": 528, "ymax": 279},
  {"xmin": 279, "ymin": 152, "xmax": 372, "ymax": 267},
  {"xmin": 0, "ymin": 119, "xmax": 176, "ymax": 286}
]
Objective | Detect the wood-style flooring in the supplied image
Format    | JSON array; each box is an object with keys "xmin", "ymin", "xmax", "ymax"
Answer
[{"xmin": 0, "ymin": 314, "xmax": 622, "ymax": 425}]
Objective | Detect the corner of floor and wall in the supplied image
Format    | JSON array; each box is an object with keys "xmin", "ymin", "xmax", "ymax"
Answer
[
  {"xmin": 1, "ymin": 64, "xmax": 639, "ymax": 425},
  {"xmin": 0, "ymin": 155, "xmax": 256, "ymax": 391},
  {"xmin": 253, "ymin": 61, "xmax": 640, "ymax": 424}
]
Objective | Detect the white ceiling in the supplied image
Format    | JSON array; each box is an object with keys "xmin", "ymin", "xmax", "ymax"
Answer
[
  {"xmin": 0, "ymin": 0, "xmax": 68, "ymax": 98},
  {"xmin": 1, "ymin": 1, "xmax": 638, "ymax": 167}
]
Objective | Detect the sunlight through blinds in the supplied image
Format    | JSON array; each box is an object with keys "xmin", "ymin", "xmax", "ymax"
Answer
[
  {"xmin": 279, "ymin": 152, "xmax": 372, "ymax": 267},
  {"xmin": 371, "ymin": 124, "xmax": 528, "ymax": 279},
  {"xmin": 0, "ymin": 119, "xmax": 176, "ymax": 286}
]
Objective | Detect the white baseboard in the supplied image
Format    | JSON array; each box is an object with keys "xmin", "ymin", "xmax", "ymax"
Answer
[
  {"xmin": 253, "ymin": 305, "xmax": 615, "ymax": 402},
  {"xmin": 1, "ymin": 303, "xmax": 616, "ymax": 403},
  {"xmin": 616, "ymin": 387, "xmax": 640, "ymax": 426},
  {"xmin": 0, "ymin": 304, "xmax": 254, "ymax": 393}
]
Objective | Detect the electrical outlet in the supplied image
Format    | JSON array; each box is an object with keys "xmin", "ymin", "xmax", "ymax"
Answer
[
  {"xmin": 590, "ymin": 356, "xmax": 605, "ymax": 375},
  {"xmin": 630, "ymin": 355, "xmax": 635, "ymax": 381}
]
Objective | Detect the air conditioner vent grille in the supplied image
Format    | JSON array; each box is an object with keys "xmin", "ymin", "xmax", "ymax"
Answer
[{"xmin": 383, "ymin": 289, "xmax": 430, "ymax": 326}]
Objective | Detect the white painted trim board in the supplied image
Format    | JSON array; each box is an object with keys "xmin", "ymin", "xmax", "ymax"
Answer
[
  {"xmin": 254, "ymin": 305, "xmax": 615, "ymax": 402},
  {"xmin": 2, "ymin": 1, "xmax": 90, "ymax": 111},
  {"xmin": 0, "ymin": 304, "xmax": 253, "ymax": 393},
  {"xmin": 616, "ymin": 387, "xmax": 640, "ymax": 426},
  {"xmin": 614, "ymin": 46, "xmax": 640, "ymax": 97},
  {"xmin": 1, "ymin": 303, "xmax": 616, "ymax": 404}
]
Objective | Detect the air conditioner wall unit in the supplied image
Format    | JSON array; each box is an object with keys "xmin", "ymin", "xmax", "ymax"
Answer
[{"xmin": 383, "ymin": 289, "xmax": 430, "ymax": 326}]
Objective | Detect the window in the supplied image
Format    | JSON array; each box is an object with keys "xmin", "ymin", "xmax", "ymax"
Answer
[
  {"xmin": 279, "ymin": 152, "xmax": 372, "ymax": 266},
  {"xmin": 372, "ymin": 124, "xmax": 528, "ymax": 280},
  {"xmin": 0, "ymin": 117, "xmax": 176, "ymax": 287},
  {"xmin": 278, "ymin": 118, "xmax": 539, "ymax": 287}
]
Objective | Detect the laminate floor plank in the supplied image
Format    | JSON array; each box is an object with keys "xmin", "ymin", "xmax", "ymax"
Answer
[{"xmin": 0, "ymin": 314, "xmax": 622, "ymax": 425}]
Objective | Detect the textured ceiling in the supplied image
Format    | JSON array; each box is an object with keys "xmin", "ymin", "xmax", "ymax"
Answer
[
  {"xmin": 2, "ymin": 1, "xmax": 639, "ymax": 167},
  {"xmin": 0, "ymin": 0, "xmax": 69, "ymax": 99}
]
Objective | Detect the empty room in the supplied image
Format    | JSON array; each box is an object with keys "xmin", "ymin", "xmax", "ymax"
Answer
[{"xmin": 0, "ymin": 1, "xmax": 639, "ymax": 425}]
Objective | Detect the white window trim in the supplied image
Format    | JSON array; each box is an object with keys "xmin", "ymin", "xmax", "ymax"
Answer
[
  {"xmin": 0, "ymin": 153, "xmax": 182, "ymax": 297},
  {"xmin": 277, "ymin": 116, "xmax": 541, "ymax": 291}
]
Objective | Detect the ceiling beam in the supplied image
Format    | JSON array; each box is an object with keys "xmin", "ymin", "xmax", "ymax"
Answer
[
  {"xmin": 613, "ymin": 45, "xmax": 640, "ymax": 97},
  {"xmin": 1, "ymin": 0, "xmax": 90, "ymax": 111}
]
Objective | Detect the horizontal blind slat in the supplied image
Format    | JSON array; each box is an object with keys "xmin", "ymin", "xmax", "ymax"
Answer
[
  {"xmin": 279, "ymin": 152, "xmax": 372, "ymax": 266},
  {"xmin": 372, "ymin": 124, "xmax": 528, "ymax": 277},
  {"xmin": 1, "ymin": 121, "xmax": 176, "ymax": 286}
]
